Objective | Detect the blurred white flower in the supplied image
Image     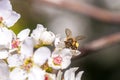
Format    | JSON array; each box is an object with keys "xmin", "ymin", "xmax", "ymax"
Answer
[
  {"xmin": 48, "ymin": 48, "xmax": 72, "ymax": 70},
  {"xmin": 0, "ymin": 0, "xmax": 20, "ymax": 27},
  {"xmin": 31, "ymin": 24, "xmax": 55, "ymax": 46}
]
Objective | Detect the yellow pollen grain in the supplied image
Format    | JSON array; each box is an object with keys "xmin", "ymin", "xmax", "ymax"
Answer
[{"xmin": 76, "ymin": 42, "xmax": 79, "ymax": 48}]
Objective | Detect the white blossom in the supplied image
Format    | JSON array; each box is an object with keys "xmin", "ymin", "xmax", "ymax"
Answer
[
  {"xmin": 0, "ymin": 0, "xmax": 20, "ymax": 27},
  {"xmin": 31, "ymin": 24, "xmax": 55, "ymax": 46},
  {"xmin": 48, "ymin": 48, "xmax": 72, "ymax": 70}
]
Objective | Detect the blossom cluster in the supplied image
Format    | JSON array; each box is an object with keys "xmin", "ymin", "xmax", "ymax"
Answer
[{"xmin": 0, "ymin": 0, "xmax": 84, "ymax": 80}]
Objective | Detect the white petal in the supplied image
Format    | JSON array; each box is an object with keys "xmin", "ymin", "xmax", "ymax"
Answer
[
  {"xmin": 64, "ymin": 67, "xmax": 79, "ymax": 80},
  {"xmin": 56, "ymin": 70, "xmax": 63, "ymax": 80},
  {"xmin": 0, "ymin": 0, "xmax": 12, "ymax": 11},
  {"xmin": 0, "ymin": 0, "xmax": 20, "ymax": 27},
  {"xmin": 7, "ymin": 54, "xmax": 23, "ymax": 67},
  {"xmin": 31, "ymin": 24, "xmax": 46, "ymax": 45},
  {"xmin": 54, "ymin": 35, "xmax": 65, "ymax": 48},
  {"xmin": 71, "ymin": 50, "xmax": 81, "ymax": 56},
  {"xmin": 31, "ymin": 24, "xmax": 46, "ymax": 39},
  {"xmin": 76, "ymin": 71, "xmax": 84, "ymax": 80},
  {"xmin": 21, "ymin": 37, "xmax": 34, "ymax": 58},
  {"xmin": 0, "ymin": 0, "xmax": 12, "ymax": 20},
  {"xmin": 36, "ymin": 24, "xmax": 46, "ymax": 31},
  {"xmin": 4, "ymin": 11, "xmax": 21, "ymax": 27},
  {"xmin": 10, "ymin": 68, "xmax": 27, "ymax": 80},
  {"xmin": 61, "ymin": 48, "xmax": 72, "ymax": 57},
  {"xmin": 0, "ymin": 28, "xmax": 13, "ymax": 48},
  {"xmin": 40, "ymin": 31, "xmax": 55, "ymax": 45},
  {"xmin": 0, "ymin": 50, "xmax": 9, "ymax": 59},
  {"xmin": 33, "ymin": 47, "xmax": 51, "ymax": 66},
  {"xmin": 61, "ymin": 57, "xmax": 71, "ymax": 69},
  {"xmin": 17, "ymin": 29, "xmax": 30, "ymax": 41},
  {"xmin": 0, "ymin": 60, "xmax": 9, "ymax": 80},
  {"xmin": 28, "ymin": 66, "xmax": 45, "ymax": 80},
  {"xmin": 52, "ymin": 48, "xmax": 71, "ymax": 57}
]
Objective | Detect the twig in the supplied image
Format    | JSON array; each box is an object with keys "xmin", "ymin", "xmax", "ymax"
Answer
[{"xmin": 37, "ymin": 0, "xmax": 120, "ymax": 23}]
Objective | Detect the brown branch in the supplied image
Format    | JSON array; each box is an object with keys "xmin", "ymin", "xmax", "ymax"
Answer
[
  {"xmin": 37, "ymin": 0, "xmax": 120, "ymax": 23},
  {"xmin": 73, "ymin": 32, "xmax": 120, "ymax": 59}
]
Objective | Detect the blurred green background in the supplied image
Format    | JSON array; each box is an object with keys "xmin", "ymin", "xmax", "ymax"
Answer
[{"xmin": 11, "ymin": 0, "xmax": 120, "ymax": 80}]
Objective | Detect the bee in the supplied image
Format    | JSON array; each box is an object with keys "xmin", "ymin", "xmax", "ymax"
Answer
[{"xmin": 64, "ymin": 28, "xmax": 85, "ymax": 50}]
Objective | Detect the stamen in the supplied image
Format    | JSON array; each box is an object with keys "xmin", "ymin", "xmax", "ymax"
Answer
[{"xmin": 22, "ymin": 58, "xmax": 33, "ymax": 71}]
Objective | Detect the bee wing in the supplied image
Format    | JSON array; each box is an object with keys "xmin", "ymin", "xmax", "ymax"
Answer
[
  {"xmin": 65, "ymin": 28, "xmax": 72, "ymax": 37},
  {"xmin": 75, "ymin": 35, "xmax": 85, "ymax": 41}
]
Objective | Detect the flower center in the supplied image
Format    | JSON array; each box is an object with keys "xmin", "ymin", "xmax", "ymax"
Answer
[
  {"xmin": 53, "ymin": 56, "xmax": 62, "ymax": 65},
  {"xmin": 22, "ymin": 58, "xmax": 33, "ymax": 71},
  {"xmin": 12, "ymin": 39, "xmax": 20, "ymax": 48}
]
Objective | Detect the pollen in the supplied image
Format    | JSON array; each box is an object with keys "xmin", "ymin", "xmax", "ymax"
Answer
[{"xmin": 75, "ymin": 42, "xmax": 79, "ymax": 48}]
